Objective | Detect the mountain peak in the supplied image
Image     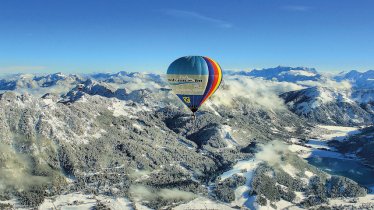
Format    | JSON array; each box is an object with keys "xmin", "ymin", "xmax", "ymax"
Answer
[{"xmin": 335, "ymin": 69, "xmax": 374, "ymax": 89}]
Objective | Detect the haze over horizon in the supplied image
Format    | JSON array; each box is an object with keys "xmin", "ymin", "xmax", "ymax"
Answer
[{"xmin": 1, "ymin": 0, "xmax": 373, "ymax": 74}]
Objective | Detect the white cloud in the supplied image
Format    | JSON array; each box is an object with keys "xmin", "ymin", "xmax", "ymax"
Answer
[
  {"xmin": 210, "ymin": 76, "xmax": 304, "ymax": 110},
  {"xmin": 130, "ymin": 185, "xmax": 155, "ymax": 200},
  {"xmin": 130, "ymin": 185, "xmax": 196, "ymax": 201},
  {"xmin": 164, "ymin": 9, "xmax": 232, "ymax": 28},
  {"xmin": 255, "ymin": 140, "xmax": 290, "ymax": 166},
  {"xmin": 297, "ymin": 79, "xmax": 352, "ymax": 91},
  {"xmin": 15, "ymin": 85, "xmax": 75, "ymax": 97},
  {"xmin": 159, "ymin": 188, "xmax": 196, "ymax": 200},
  {"xmin": 0, "ymin": 143, "xmax": 50, "ymax": 192}
]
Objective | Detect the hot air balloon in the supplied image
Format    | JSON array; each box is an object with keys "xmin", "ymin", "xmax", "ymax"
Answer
[{"xmin": 166, "ymin": 56, "xmax": 223, "ymax": 116}]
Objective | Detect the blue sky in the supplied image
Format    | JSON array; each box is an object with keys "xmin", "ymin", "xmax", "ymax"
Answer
[{"xmin": 0, "ymin": 0, "xmax": 373, "ymax": 74}]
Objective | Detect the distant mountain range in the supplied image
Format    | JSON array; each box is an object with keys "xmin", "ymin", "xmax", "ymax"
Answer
[
  {"xmin": 1, "ymin": 66, "xmax": 373, "ymax": 126},
  {"xmin": 0, "ymin": 72, "xmax": 83, "ymax": 90},
  {"xmin": 224, "ymin": 66, "xmax": 321, "ymax": 82},
  {"xmin": 225, "ymin": 66, "xmax": 373, "ymax": 89}
]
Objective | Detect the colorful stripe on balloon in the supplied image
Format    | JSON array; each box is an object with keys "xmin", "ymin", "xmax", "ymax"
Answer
[{"xmin": 199, "ymin": 57, "xmax": 222, "ymax": 106}]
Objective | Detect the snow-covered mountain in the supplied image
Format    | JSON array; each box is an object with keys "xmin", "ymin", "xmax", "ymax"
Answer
[
  {"xmin": 0, "ymin": 70, "xmax": 373, "ymax": 209},
  {"xmin": 335, "ymin": 70, "xmax": 374, "ymax": 89},
  {"xmin": 231, "ymin": 67, "xmax": 374, "ymax": 126},
  {"xmin": 225, "ymin": 66, "xmax": 321, "ymax": 82},
  {"xmin": 280, "ymin": 86, "xmax": 373, "ymax": 125}
]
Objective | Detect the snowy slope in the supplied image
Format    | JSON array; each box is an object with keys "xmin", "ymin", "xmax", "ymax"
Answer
[{"xmin": 281, "ymin": 86, "xmax": 373, "ymax": 125}]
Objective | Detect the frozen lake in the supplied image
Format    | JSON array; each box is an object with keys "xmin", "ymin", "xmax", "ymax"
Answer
[{"xmin": 307, "ymin": 156, "xmax": 374, "ymax": 187}]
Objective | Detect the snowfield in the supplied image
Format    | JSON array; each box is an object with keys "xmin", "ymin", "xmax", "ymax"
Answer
[
  {"xmin": 173, "ymin": 197, "xmax": 234, "ymax": 210},
  {"xmin": 317, "ymin": 125, "xmax": 361, "ymax": 140},
  {"xmin": 213, "ymin": 159, "xmax": 259, "ymax": 209},
  {"xmin": 289, "ymin": 125, "xmax": 361, "ymax": 159}
]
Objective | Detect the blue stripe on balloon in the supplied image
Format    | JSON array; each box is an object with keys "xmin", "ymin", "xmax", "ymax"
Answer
[{"xmin": 167, "ymin": 56, "xmax": 209, "ymax": 75}]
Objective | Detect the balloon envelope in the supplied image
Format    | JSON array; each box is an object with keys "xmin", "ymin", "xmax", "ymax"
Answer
[{"xmin": 167, "ymin": 56, "xmax": 222, "ymax": 112}]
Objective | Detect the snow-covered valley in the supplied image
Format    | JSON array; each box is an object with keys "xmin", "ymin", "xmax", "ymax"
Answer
[{"xmin": 26, "ymin": 124, "xmax": 373, "ymax": 210}]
